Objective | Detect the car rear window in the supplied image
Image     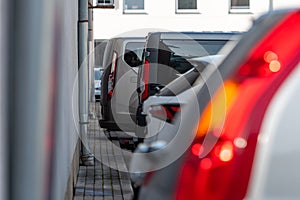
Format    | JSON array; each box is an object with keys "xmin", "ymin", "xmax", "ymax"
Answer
[
  {"xmin": 157, "ymin": 69, "xmax": 200, "ymax": 96},
  {"xmin": 124, "ymin": 42, "xmax": 145, "ymax": 67},
  {"xmin": 160, "ymin": 39, "xmax": 228, "ymax": 73}
]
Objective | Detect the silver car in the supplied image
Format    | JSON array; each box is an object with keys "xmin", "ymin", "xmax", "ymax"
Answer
[{"xmin": 100, "ymin": 37, "xmax": 145, "ymax": 131}]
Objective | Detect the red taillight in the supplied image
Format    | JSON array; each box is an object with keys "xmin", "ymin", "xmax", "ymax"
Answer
[
  {"xmin": 174, "ymin": 11, "xmax": 300, "ymax": 200},
  {"xmin": 107, "ymin": 51, "xmax": 118, "ymax": 100},
  {"xmin": 141, "ymin": 59, "xmax": 150, "ymax": 101},
  {"xmin": 149, "ymin": 104, "xmax": 180, "ymax": 123}
]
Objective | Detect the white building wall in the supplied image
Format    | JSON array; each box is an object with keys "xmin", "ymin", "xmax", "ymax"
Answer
[
  {"xmin": 94, "ymin": 0, "xmax": 272, "ymax": 39},
  {"xmin": 51, "ymin": 0, "xmax": 80, "ymax": 199},
  {"xmin": 273, "ymin": 0, "xmax": 300, "ymax": 9}
]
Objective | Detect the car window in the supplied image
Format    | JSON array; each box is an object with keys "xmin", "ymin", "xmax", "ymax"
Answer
[
  {"xmin": 159, "ymin": 39, "xmax": 228, "ymax": 73},
  {"xmin": 124, "ymin": 42, "xmax": 145, "ymax": 67},
  {"xmin": 157, "ymin": 55, "xmax": 223, "ymax": 96},
  {"xmin": 157, "ymin": 69, "xmax": 200, "ymax": 96},
  {"xmin": 94, "ymin": 70, "xmax": 102, "ymax": 80}
]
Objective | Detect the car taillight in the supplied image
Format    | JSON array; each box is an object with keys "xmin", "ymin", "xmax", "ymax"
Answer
[
  {"xmin": 149, "ymin": 104, "xmax": 180, "ymax": 123},
  {"xmin": 107, "ymin": 51, "xmax": 118, "ymax": 100},
  {"xmin": 174, "ymin": 10, "xmax": 300, "ymax": 200},
  {"xmin": 141, "ymin": 59, "xmax": 150, "ymax": 101}
]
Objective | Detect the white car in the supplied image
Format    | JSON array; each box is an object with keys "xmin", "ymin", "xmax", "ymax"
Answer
[
  {"xmin": 100, "ymin": 37, "xmax": 145, "ymax": 131},
  {"xmin": 140, "ymin": 55, "xmax": 224, "ymax": 143}
]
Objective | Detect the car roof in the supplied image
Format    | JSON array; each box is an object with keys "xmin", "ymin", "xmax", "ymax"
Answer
[
  {"xmin": 107, "ymin": 37, "xmax": 145, "ymax": 41},
  {"xmin": 147, "ymin": 31, "xmax": 243, "ymax": 40}
]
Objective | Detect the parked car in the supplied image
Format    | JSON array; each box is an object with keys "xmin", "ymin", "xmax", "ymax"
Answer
[
  {"xmin": 139, "ymin": 55, "xmax": 225, "ymax": 140},
  {"xmin": 94, "ymin": 67, "xmax": 103, "ymax": 102},
  {"xmin": 99, "ymin": 37, "xmax": 145, "ymax": 131},
  {"xmin": 135, "ymin": 31, "xmax": 242, "ymax": 132},
  {"xmin": 130, "ymin": 55, "xmax": 225, "ymax": 188},
  {"xmin": 136, "ymin": 8, "xmax": 300, "ymax": 200}
]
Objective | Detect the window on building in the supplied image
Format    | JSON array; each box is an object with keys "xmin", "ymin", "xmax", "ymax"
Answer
[
  {"xmin": 176, "ymin": 0, "xmax": 199, "ymax": 14},
  {"xmin": 124, "ymin": 0, "xmax": 144, "ymax": 10},
  {"xmin": 230, "ymin": 0, "xmax": 250, "ymax": 13},
  {"xmin": 178, "ymin": 0, "xmax": 197, "ymax": 9},
  {"xmin": 230, "ymin": 0, "xmax": 250, "ymax": 9},
  {"xmin": 97, "ymin": 0, "xmax": 114, "ymax": 5}
]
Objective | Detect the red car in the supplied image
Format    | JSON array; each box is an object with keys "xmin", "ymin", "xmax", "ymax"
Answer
[{"xmin": 137, "ymin": 8, "xmax": 300, "ymax": 200}]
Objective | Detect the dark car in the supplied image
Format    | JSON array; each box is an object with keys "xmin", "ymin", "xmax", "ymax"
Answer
[{"xmin": 135, "ymin": 32, "xmax": 242, "ymax": 130}]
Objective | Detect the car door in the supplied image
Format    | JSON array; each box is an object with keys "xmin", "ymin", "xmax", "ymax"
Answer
[{"xmin": 112, "ymin": 40, "xmax": 145, "ymax": 126}]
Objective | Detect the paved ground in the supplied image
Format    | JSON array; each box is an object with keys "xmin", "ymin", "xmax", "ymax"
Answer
[{"xmin": 73, "ymin": 103, "xmax": 134, "ymax": 200}]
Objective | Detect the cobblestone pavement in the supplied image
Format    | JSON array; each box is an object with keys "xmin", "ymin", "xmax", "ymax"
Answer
[{"xmin": 73, "ymin": 103, "xmax": 134, "ymax": 200}]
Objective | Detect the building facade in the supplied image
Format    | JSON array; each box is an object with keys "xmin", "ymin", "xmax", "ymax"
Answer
[{"xmin": 93, "ymin": 0, "xmax": 300, "ymax": 40}]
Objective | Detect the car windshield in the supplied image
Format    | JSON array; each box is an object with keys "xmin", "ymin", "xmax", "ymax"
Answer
[{"xmin": 94, "ymin": 70, "xmax": 102, "ymax": 80}]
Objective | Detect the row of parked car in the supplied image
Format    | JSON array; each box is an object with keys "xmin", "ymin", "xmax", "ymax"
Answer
[
  {"xmin": 99, "ymin": 31, "xmax": 241, "ymax": 133},
  {"xmin": 98, "ymin": 8, "xmax": 300, "ymax": 200}
]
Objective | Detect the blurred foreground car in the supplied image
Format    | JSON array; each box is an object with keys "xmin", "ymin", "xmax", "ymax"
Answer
[
  {"xmin": 136, "ymin": 9, "xmax": 300, "ymax": 200},
  {"xmin": 94, "ymin": 67, "xmax": 103, "ymax": 102}
]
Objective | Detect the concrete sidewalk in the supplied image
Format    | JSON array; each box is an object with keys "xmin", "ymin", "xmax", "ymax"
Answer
[{"xmin": 73, "ymin": 103, "xmax": 134, "ymax": 200}]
